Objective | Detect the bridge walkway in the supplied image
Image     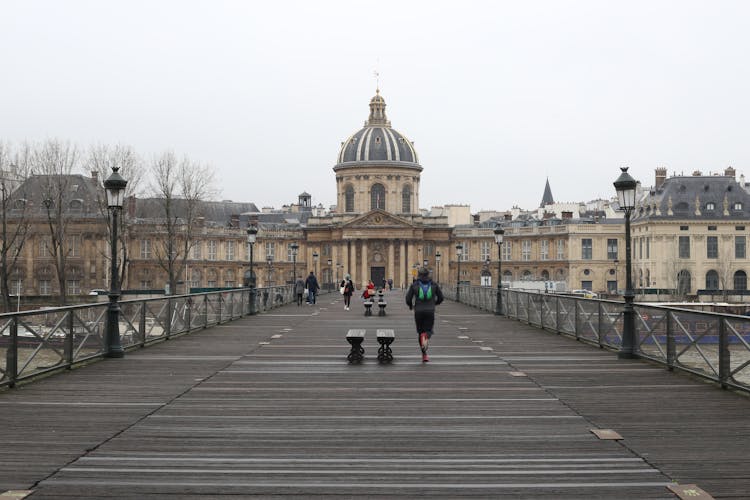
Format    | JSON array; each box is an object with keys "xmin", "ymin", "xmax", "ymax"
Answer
[{"xmin": 0, "ymin": 290, "xmax": 748, "ymax": 498}]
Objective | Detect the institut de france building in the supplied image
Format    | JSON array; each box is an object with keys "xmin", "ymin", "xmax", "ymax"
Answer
[{"xmin": 9, "ymin": 91, "xmax": 750, "ymax": 306}]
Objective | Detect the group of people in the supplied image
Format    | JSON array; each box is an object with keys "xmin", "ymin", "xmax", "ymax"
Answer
[{"xmin": 296, "ymin": 268, "xmax": 444, "ymax": 363}]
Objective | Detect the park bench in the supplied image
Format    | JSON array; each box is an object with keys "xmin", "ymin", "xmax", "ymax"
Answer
[
  {"xmin": 346, "ymin": 329, "xmax": 366, "ymax": 363},
  {"xmin": 376, "ymin": 329, "xmax": 395, "ymax": 363},
  {"xmin": 363, "ymin": 300, "xmax": 373, "ymax": 316}
]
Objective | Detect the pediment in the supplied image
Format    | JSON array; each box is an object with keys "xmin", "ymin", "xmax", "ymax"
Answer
[{"xmin": 343, "ymin": 210, "xmax": 414, "ymax": 229}]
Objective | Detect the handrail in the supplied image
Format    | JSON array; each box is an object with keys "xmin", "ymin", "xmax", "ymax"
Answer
[
  {"xmin": 444, "ymin": 284, "xmax": 750, "ymax": 393},
  {"xmin": 0, "ymin": 285, "xmax": 295, "ymax": 388}
]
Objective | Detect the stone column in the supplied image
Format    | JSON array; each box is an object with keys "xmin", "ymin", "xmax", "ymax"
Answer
[
  {"xmin": 388, "ymin": 240, "xmax": 395, "ymax": 285},
  {"xmin": 348, "ymin": 241, "xmax": 355, "ymax": 283},
  {"xmin": 361, "ymin": 241, "xmax": 369, "ymax": 288},
  {"xmin": 400, "ymin": 240, "xmax": 407, "ymax": 288}
]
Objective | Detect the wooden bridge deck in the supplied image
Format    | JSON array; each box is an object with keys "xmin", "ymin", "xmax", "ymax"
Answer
[{"xmin": 1, "ymin": 290, "xmax": 748, "ymax": 498}]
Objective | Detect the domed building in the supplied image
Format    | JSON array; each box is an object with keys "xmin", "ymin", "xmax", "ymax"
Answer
[{"xmin": 303, "ymin": 90, "xmax": 452, "ymax": 288}]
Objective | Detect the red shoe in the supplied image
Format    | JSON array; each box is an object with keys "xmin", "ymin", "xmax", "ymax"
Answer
[
  {"xmin": 419, "ymin": 332, "xmax": 429, "ymax": 352},
  {"xmin": 422, "ymin": 352, "xmax": 430, "ymax": 362}
]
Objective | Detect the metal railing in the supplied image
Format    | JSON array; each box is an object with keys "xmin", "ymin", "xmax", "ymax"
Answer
[
  {"xmin": 444, "ymin": 284, "xmax": 750, "ymax": 393},
  {"xmin": 0, "ymin": 285, "xmax": 294, "ymax": 388}
]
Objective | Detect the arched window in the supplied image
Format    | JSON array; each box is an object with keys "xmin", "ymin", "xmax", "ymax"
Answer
[
  {"xmin": 541, "ymin": 270, "xmax": 550, "ymax": 280},
  {"xmin": 705, "ymin": 270, "xmax": 719, "ymax": 290},
  {"xmin": 521, "ymin": 270, "xmax": 532, "ymax": 280},
  {"xmin": 677, "ymin": 270, "xmax": 691, "ymax": 295},
  {"xmin": 402, "ymin": 184, "xmax": 411, "ymax": 213},
  {"xmin": 734, "ymin": 270, "xmax": 747, "ymax": 291},
  {"xmin": 503, "ymin": 270, "xmax": 513, "ymax": 281},
  {"xmin": 371, "ymin": 183, "xmax": 385, "ymax": 210},
  {"xmin": 345, "ymin": 185, "xmax": 354, "ymax": 212}
]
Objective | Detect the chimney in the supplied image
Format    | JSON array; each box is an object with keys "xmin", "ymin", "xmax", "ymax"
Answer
[
  {"xmin": 655, "ymin": 167, "xmax": 667, "ymax": 190},
  {"xmin": 561, "ymin": 211, "xmax": 573, "ymax": 219},
  {"xmin": 127, "ymin": 195, "xmax": 136, "ymax": 218},
  {"xmin": 692, "ymin": 170, "xmax": 702, "ymax": 176},
  {"xmin": 230, "ymin": 214, "xmax": 240, "ymax": 228},
  {"xmin": 91, "ymin": 170, "xmax": 98, "ymax": 182},
  {"xmin": 725, "ymin": 166, "xmax": 736, "ymax": 178}
]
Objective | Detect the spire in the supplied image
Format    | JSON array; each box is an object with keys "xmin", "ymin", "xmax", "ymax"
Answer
[
  {"xmin": 367, "ymin": 89, "xmax": 390, "ymax": 127},
  {"xmin": 540, "ymin": 178, "xmax": 554, "ymax": 207}
]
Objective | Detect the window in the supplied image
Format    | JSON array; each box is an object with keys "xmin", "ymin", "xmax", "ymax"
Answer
[
  {"xmin": 734, "ymin": 202, "xmax": 743, "ymax": 211},
  {"xmin": 140, "ymin": 280, "xmax": 152, "ymax": 289},
  {"xmin": 540, "ymin": 240, "xmax": 549, "ymax": 260},
  {"xmin": 190, "ymin": 270, "xmax": 201, "ymax": 288},
  {"xmin": 705, "ymin": 270, "xmax": 719, "ymax": 290},
  {"xmin": 556, "ymin": 240, "xmax": 564, "ymax": 260},
  {"xmin": 607, "ymin": 280, "xmax": 617, "ymax": 293},
  {"xmin": 502, "ymin": 241, "xmax": 511, "ymax": 261},
  {"xmin": 541, "ymin": 270, "xmax": 550, "ymax": 280},
  {"xmin": 707, "ymin": 236, "xmax": 718, "ymax": 259},
  {"xmin": 38, "ymin": 279, "xmax": 51, "ymax": 296},
  {"xmin": 607, "ymin": 239, "xmax": 618, "ymax": 260},
  {"xmin": 706, "ymin": 202, "xmax": 716, "ymax": 211},
  {"xmin": 522, "ymin": 240, "xmax": 531, "ymax": 261},
  {"xmin": 39, "ymin": 237, "xmax": 51, "ymax": 258},
  {"xmin": 287, "ymin": 243, "xmax": 297, "ymax": 262},
  {"xmin": 192, "ymin": 242, "xmax": 202, "ymax": 259},
  {"xmin": 265, "ymin": 242, "xmax": 275, "ymax": 261},
  {"xmin": 208, "ymin": 241, "xmax": 218, "ymax": 260},
  {"xmin": 734, "ymin": 270, "xmax": 748, "ymax": 291},
  {"xmin": 581, "ymin": 239, "xmax": 592, "ymax": 260},
  {"xmin": 480, "ymin": 241, "xmax": 491, "ymax": 262},
  {"xmin": 140, "ymin": 239, "xmax": 151, "ymax": 259},
  {"xmin": 226, "ymin": 240, "xmax": 235, "ymax": 261},
  {"xmin": 402, "ymin": 185, "xmax": 411, "ymax": 213},
  {"xmin": 677, "ymin": 270, "xmax": 691, "ymax": 295},
  {"xmin": 646, "ymin": 237, "xmax": 650, "ymax": 259},
  {"xmin": 679, "ymin": 236, "xmax": 690, "ymax": 258},
  {"xmin": 458, "ymin": 242, "xmax": 469, "ymax": 262},
  {"xmin": 736, "ymin": 236, "xmax": 746, "ymax": 259},
  {"xmin": 708, "ymin": 225, "xmax": 717, "ymax": 231},
  {"xmin": 345, "ymin": 185, "xmax": 355, "ymax": 212},
  {"xmin": 370, "ymin": 183, "xmax": 385, "ymax": 210},
  {"xmin": 581, "ymin": 280, "xmax": 593, "ymax": 291},
  {"xmin": 67, "ymin": 235, "xmax": 81, "ymax": 257},
  {"xmin": 680, "ymin": 225, "xmax": 689, "ymax": 231},
  {"xmin": 424, "ymin": 243, "xmax": 435, "ymax": 258},
  {"xmin": 66, "ymin": 280, "xmax": 81, "ymax": 295}
]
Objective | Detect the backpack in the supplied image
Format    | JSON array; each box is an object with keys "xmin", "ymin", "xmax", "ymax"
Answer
[{"xmin": 417, "ymin": 282, "xmax": 433, "ymax": 301}]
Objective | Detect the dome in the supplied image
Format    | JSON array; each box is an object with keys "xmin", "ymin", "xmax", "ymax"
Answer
[{"xmin": 335, "ymin": 91, "xmax": 419, "ymax": 168}]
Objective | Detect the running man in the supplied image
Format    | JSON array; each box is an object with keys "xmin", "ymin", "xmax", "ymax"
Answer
[{"xmin": 405, "ymin": 267, "xmax": 444, "ymax": 362}]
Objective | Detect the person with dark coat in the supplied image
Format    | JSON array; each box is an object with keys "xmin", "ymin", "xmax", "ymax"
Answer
[
  {"xmin": 294, "ymin": 276, "xmax": 305, "ymax": 306},
  {"xmin": 340, "ymin": 273, "xmax": 355, "ymax": 310},
  {"xmin": 304, "ymin": 271, "xmax": 320, "ymax": 305},
  {"xmin": 405, "ymin": 267, "xmax": 444, "ymax": 362}
]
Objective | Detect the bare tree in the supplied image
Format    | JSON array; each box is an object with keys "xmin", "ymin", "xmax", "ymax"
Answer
[
  {"xmin": 149, "ymin": 151, "xmax": 215, "ymax": 295},
  {"xmin": 33, "ymin": 140, "xmax": 79, "ymax": 305},
  {"xmin": 0, "ymin": 142, "xmax": 33, "ymax": 312},
  {"xmin": 85, "ymin": 144, "xmax": 145, "ymax": 289}
]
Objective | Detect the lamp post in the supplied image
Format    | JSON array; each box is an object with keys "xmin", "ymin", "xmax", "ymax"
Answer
[
  {"xmin": 456, "ymin": 244, "xmax": 463, "ymax": 303},
  {"xmin": 291, "ymin": 243, "xmax": 298, "ymax": 284},
  {"xmin": 246, "ymin": 225, "xmax": 258, "ymax": 315},
  {"xmin": 435, "ymin": 251, "xmax": 441, "ymax": 283},
  {"xmin": 313, "ymin": 251, "xmax": 319, "ymax": 278},
  {"xmin": 266, "ymin": 255, "xmax": 273, "ymax": 287},
  {"xmin": 614, "ymin": 167, "xmax": 637, "ymax": 359},
  {"xmin": 104, "ymin": 166, "xmax": 127, "ymax": 358},
  {"xmin": 494, "ymin": 226, "xmax": 505, "ymax": 316},
  {"xmin": 327, "ymin": 258, "xmax": 332, "ymax": 291}
]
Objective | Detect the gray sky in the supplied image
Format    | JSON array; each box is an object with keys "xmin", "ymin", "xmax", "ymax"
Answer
[{"xmin": 3, "ymin": 0, "xmax": 750, "ymax": 212}]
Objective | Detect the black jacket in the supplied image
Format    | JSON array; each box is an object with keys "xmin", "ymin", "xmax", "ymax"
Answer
[{"xmin": 405, "ymin": 279, "xmax": 444, "ymax": 313}]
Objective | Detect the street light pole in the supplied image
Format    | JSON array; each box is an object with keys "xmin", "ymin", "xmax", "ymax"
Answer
[
  {"xmin": 313, "ymin": 251, "xmax": 319, "ymax": 279},
  {"xmin": 435, "ymin": 251, "xmax": 441, "ymax": 284},
  {"xmin": 327, "ymin": 258, "xmax": 332, "ymax": 291},
  {"xmin": 246, "ymin": 225, "xmax": 258, "ymax": 315},
  {"xmin": 614, "ymin": 167, "xmax": 638, "ymax": 359},
  {"xmin": 494, "ymin": 226, "xmax": 504, "ymax": 315},
  {"xmin": 104, "ymin": 166, "xmax": 127, "ymax": 358},
  {"xmin": 266, "ymin": 255, "xmax": 273, "ymax": 287},
  {"xmin": 291, "ymin": 243, "xmax": 298, "ymax": 284},
  {"xmin": 456, "ymin": 244, "xmax": 463, "ymax": 303}
]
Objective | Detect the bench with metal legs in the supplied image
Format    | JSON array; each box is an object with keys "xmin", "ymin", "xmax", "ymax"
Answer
[
  {"xmin": 346, "ymin": 329, "xmax": 366, "ymax": 363},
  {"xmin": 376, "ymin": 329, "xmax": 395, "ymax": 363}
]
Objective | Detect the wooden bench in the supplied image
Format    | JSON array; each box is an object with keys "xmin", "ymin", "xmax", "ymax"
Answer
[
  {"xmin": 346, "ymin": 329, "xmax": 366, "ymax": 363},
  {"xmin": 376, "ymin": 329, "xmax": 395, "ymax": 363},
  {"xmin": 363, "ymin": 300, "xmax": 373, "ymax": 316}
]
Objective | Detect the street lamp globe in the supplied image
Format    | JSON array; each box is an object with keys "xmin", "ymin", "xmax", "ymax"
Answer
[
  {"xmin": 614, "ymin": 167, "xmax": 637, "ymax": 211},
  {"xmin": 104, "ymin": 167, "xmax": 127, "ymax": 209}
]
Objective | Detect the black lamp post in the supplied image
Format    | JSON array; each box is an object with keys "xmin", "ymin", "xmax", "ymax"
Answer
[
  {"xmin": 291, "ymin": 243, "xmax": 298, "ymax": 284},
  {"xmin": 246, "ymin": 225, "xmax": 258, "ymax": 315},
  {"xmin": 456, "ymin": 244, "xmax": 463, "ymax": 302},
  {"xmin": 614, "ymin": 167, "xmax": 638, "ymax": 359},
  {"xmin": 266, "ymin": 255, "xmax": 273, "ymax": 287},
  {"xmin": 435, "ymin": 251, "xmax": 441, "ymax": 283},
  {"xmin": 313, "ymin": 251, "xmax": 319, "ymax": 279},
  {"xmin": 104, "ymin": 166, "xmax": 127, "ymax": 358},
  {"xmin": 494, "ymin": 226, "xmax": 504, "ymax": 315},
  {"xmin": 327, "ymin": 258, "xmax": 332, "ymax": 290}
]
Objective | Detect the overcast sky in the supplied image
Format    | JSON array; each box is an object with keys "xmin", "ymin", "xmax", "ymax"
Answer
[{"xmin": 3, "ymin": 1, "xmax": 749, "ymax": 212}]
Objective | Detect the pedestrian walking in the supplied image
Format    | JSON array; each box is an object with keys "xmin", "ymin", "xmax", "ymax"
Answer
[
  {"xmin": 305, "ymin": 271, "xmax": 320, "ymax": 305},
  {"xmin": 405, "ymin": 267, "xmax": 444, "ymax": 362},
  {"xmin": 294, "ymin": 276, "xmax": 305, "ymax": 306},
  {"xmin": 340, "ymin": 273, "xmax": 355, "ymax": 310}
]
